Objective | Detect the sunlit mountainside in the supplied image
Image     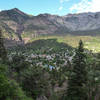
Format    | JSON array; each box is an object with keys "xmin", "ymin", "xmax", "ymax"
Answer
[{"xmin": 1, "ymin": 8, "xmax": 100, "ymax": 40}]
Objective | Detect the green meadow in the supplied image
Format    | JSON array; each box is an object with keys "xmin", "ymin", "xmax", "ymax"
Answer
[{"xmin": 27, "ymin": 35, "xmax": 100, "ymax": 53}]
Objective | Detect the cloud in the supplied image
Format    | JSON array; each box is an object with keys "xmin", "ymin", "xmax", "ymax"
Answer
[
  {"xmin": 59, "ymin": 6, "xmax": 63, "ymax": 10},
  {"xmin": 70, "ymin": 0, "xmax": 100, "ymax": 13}
]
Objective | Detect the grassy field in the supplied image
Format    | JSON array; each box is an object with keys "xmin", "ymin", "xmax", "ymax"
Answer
[{"xmin": 24, "ymin": 35, "xmax": 100, "ymax": 53}]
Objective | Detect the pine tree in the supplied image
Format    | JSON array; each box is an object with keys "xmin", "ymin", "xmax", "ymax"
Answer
[
  {"xmin": 66, "ymin": 40, "xmax": 88, "ymax": 100},
  {"xmin": 0, "ymin": 30, "xmax": 7, "ymax": 61}
]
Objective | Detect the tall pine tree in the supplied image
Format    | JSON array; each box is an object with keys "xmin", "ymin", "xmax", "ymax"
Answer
[
  {"xmin": 66, "ymin": 40, "xmax": 87, "ymax": 100},
  {"xmin": 0, "ymin": 29, "xmax": 7, "ymax": 61}
]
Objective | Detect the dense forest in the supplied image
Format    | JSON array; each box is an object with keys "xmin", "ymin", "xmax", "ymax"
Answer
[{"xmin": 1, "ymin": 29, "xmax": 100, "ymax": 100}]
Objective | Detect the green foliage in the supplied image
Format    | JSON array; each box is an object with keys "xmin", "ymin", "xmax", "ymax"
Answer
[
  {"xmin": 0, "ymin": 30, "xmax": 7, "ymax": 61},
  {"xmin": 66, "ymin": 40, "xmax": 88, "ymax": 100},
  {"xmin": 48, "ymin": 92, "xmax": 59, "ymax": 100},
  {"xmin": 85, "ymin": 53, "xmax": 100, "ymax": 100},
  {"xmin": 0, "ymin": 74, "xmax": 10, "ymax": 100},
  {"xmin": 7, "ymin": 80, "xmax": 33, "ymax": 100},
  {"xmin": 2, "ymin": 34, "xmax": 100, "ymax": 100},
  {"xmin": 21, "ymin": 66, "xmax": 49, "ymax": 99},
  {"xmin": 0, "ymin": 63, "xmax": 33, "ymax": 100},
  {"xmin": 0, "ymin": 64, "xmax": 10, "ymax": 100},
  {"xmin": 11, "ymin": 54, "xmax": 30, "ymax": 73}
]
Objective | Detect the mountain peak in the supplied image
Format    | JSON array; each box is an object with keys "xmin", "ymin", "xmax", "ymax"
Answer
[
  {"xmin": 11, "ymin": 8, "xmax": 20, "ymax": 11},
  {"xmin": 9, "ymin": 8, "xmax": 29, "ymax": 17}
]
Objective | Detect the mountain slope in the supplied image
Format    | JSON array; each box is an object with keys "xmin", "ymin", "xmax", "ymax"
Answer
[{"xmin": 1, "ymin": 8, "xmax": 100, "ymax": 40}]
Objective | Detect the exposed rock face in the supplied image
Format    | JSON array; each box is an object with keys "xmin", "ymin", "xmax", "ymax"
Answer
[
  {"xmin": 63, "ymin": 12, "xmax": 100, "ymax": 31},
  {"xmin": 1, "ymin": 8, "xmax": 100, "ymax": 40}
]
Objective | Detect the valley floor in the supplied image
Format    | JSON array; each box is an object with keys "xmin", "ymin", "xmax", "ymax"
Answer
[{"xmin": 23, "ymin": 35, "xmax": 100, "ymax": 53}]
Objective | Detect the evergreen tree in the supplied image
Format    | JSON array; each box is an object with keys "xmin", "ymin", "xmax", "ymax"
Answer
[
  {"xmin": 65, "ymin": 40, "xmax": 88, "ymax": 100},
  {"xmin": 0, "ymin": 30, "xmax": 7, "ymax": 61}
]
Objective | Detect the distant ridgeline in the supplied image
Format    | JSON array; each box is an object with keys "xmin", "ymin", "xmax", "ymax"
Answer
[{"xmin": 1, "ymin": 8, "xmax": 100, "ymax": 40}]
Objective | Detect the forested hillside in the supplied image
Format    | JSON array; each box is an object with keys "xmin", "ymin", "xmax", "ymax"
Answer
[{"xmin": 1, "ymin": 29, "xmax": 100, "ymax": 100}]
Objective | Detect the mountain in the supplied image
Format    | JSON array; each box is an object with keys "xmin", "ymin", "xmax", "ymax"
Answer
[{"xmin": 1, "ymin": 8, "xmax": 100, "ymax": 40}]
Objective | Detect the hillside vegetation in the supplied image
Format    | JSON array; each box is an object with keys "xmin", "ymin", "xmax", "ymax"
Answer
[
  {"xmin": 1, "ymin": 8, "xmax": 100, "ymax": 100},
  {"xmin": 21, "ymin": 35, "xmax": 100, "ymax": 53},
  {"xmin": 1, "ymin": 28, "xmax": 100, "ymax": 100}
]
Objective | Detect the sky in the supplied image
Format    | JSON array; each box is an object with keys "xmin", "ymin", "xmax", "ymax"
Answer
[{"xmin": 0, "ymin": 0, "xmax": 100, "ymax": 16}]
